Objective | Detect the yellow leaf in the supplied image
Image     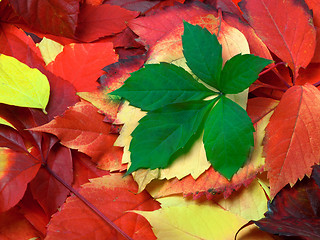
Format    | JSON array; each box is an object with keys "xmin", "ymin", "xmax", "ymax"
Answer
[
  {"xmin": 0, "ymin": 117, "xmax": 16, "ymax": 130},
  {"xmin": 0, "ymin": 55, "xmax": 50, "ymax": 112},
  {"xmin": 134, "ymin": 197, "xmax": 273, "ymax": 240},
  {"xmin": 115, "ymin": 14, "xmax": 251, "ymax": 191},
  {"xmin": 36, "ymin": 37, "xmax": 63, "ymax": 65},
  {"xmin": 216, "ymin": 179, "xmax": 268, "ymax": 221}
]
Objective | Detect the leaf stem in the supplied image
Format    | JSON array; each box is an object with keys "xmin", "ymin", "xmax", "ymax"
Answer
[
  {"xmin": 313, "ymin": 80, "xmax": 320, "ymax": 88},
  {"xmin": 217, "ymin": 8, "xmax": 222, "ymax": 38},
  {"xmin": 43, "ymin": 164, "xmax": 133, "ymax": 240},
  {"xmin": 258, "ymin": 62, "xmax": 291, "ymax": 89}
]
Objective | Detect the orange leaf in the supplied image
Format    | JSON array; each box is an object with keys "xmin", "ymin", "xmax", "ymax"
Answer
[
  {"xmin": 31, "ymin": 101, "xmax": 125, "ymax": 171},
  {"xmin": 46, "ymin": 174, "xmax": 160, "ymax": 240},
  {"xmin": 47, "ymin": 42, "xmax": 118, "ymax": 92},
  {"xmin": 239, "ymin": 0, "xmax": 316, "ymax": 79},
  {"xmin": 265, "ymin": 83, "xmax": 320, "ymax": 196}
]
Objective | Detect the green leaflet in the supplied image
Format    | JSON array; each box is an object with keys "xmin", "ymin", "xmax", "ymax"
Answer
[
  {"xmin": 182, "ymin": 21, "xmax": 222, "ymax": 89},
  {"xmin": 126, "ymin": 100, "xmax": 216, "ymax": 175},
  {"xmin": 110, "ymin": 63, "xmax": 215, "ymax": 111},
  {"xmin": 111, "ymin": 21, "xmax": 272, "ymax": 179},
  {"xmin": 203, "ymin": 95, "xmax": 254, "ymax": 179},
  {"xmin": 219, "ymin": 54, "xmax": 273, "ymax": 94}
]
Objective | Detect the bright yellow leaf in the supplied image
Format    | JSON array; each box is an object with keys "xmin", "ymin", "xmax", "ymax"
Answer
[
  {"xmin": 134, "ymin": 196, "xmax": 273, "ymax": 240},
  {"xmin": 0, "ymin": 117, "xmax": 16, "ymax": 130},
  {"xmin": 114, "ymin": 15, "xmax": 251, "ymax": 191},
  {"xmin": 0, "ymin": 55, "xmax": 50, "ymax": 113},
  {"xmin": 36, "ymin": 37, "xmax": 63, "ymax": 65}
]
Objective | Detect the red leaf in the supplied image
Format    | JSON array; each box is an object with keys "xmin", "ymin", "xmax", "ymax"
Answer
[
  {"xmin": 19, "ymin": 187, "xmax": 50, "ymax": 236},
  {"xmin": 0, "ymin": 207, "xmax": 43, "ymax": 239},
  {"xmin": 239, "ymin": 0, "xmax": 316, "ymax": 80},
  {"xmin": 305, "ymin": 0, "xmax": 320, "ymax": 62},
  {"xmin": 223, "ymin": 13, "xmax": 272, "ymax": 60},
  {"xmin": 30, "ymin": 144, "xmax": 73, "ymax": 216},
  {"xmin": 75, "ymin": 4, "xmax": 139, "ymax": 42},
  {"xmin": 254, "ymin": 165, "xmax": 320, "ymax": 239},
  {"xmin": 265, "ymin": 84, "xmax": 320, "ymax": 197},
  {"xmin": 8, "ymin": 0, "xmax": 79, "ymax": 38},
  {"xmin": 0, "ymin": 148, "xmax": 40, "ymax": 212},
  {"xmin": 46, "ymin": 174, "xmax": 160, "ymax": 239},
  {"xmin": 0, "ymin": 125, "xmax": 27, "ymax": 152},
  {"xmin": 128, "ymin": 2, "xmax": 212, "ymax": 47},
  {"xmin": 113, "ymin": 27, "xmax": 142, "ymax": 48},
  {"xmin": 72, "ymin": 151, "xmax": 109, "ymax": 189},
  {"xmin": 31, "ymin": 101, "xmax": 124, "ymax": 171},
  {"xmin": 0, "ymin": 23, "xmax": 45, "ymax": 69},
  {"xmin": 47, "ymin": 42, "xmax": 118, "ymax": 92}
]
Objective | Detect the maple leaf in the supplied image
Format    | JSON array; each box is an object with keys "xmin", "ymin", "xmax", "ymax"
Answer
[
  {"xmin": 264, "ymin": 83, "xmax": 320, "ymax": 197},
  {"xmin": 112, "ymin": 21, "xmax": 271, "ymax": 178},
  {"xmin": 46, "ymin": 174, "xmax": 160, "ymax": 240},
  {"xmin": 239, "ymin": 0, "xmax": 316, "ymax": 81},
  {"xmin": 8, "ymin": 0, "xmax": 80, "ymax": 38},
  {"xmin": 253, "ymin": 165, "xmax": 320, "ymax": 239},
  {"xmin": 31, "ymin": 101, "xmax": 125, "ymax": 172}
]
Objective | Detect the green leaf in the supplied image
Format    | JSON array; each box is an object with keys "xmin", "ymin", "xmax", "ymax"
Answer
[
  {"xmin": 126, "ymin": 99, "xmax": 216, "ymax": 175},
  {"xmin": 0, "ymin": 54, "xmax": 50, "ymax": 113},
  {"xmin": 110, "ymin": 63, "xmax": 215, "ymax": 111},
  {"xmin": 219, "ymin": 54, "xmax": 273, "ymax": 94},
  {"xmin": 203, "ymin": 95, "xmax": 254, "ymax": 179},
  {"xmin": 182, "ymin": 21, "xmax": 222, "ymax": 89}
]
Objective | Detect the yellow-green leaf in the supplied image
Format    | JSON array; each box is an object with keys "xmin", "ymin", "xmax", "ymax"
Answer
[{"xmin": 0, "ymin": 54, "xmax": 50, "ymax": 112}]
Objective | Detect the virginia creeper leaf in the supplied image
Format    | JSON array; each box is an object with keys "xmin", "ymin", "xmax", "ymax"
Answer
[
  {"xmin": 219, "ymin": 54, "xmax": 272, "ymax": 94},
  {"xmin": 46, "ymin": 174, "xmax": 160, "ymax": 240},
  {"xmin": 254, "ymin": 165, "xmax": 320, "ymax": 239},
  {"xmin": 111, "ymin": 63, "xmax": 215, "ymax": 111},
  {"xmin": 8, "ymin": 0, "xmax": 79, "ymax": 38},
  {"xmin": 265, "ymin": 83, "xmax": 320, "ymax": 197},
  {"xmin": 239, "ymin": 0, "xmax": 316, "ymax": 79},
  {"xmin": 127, "ymin": 100, "xmax": 215, "ymax": 175},
  {"xmin": 0, "ymin": 55, "xmax": 50, "ymax": 112},
  {"xmin": 0, "ymin": 147, "xmax": 40, "ymax": 212},
  {"xmin": 203, "ymin": 95, "xmax": 254, "ymax": 179},
  {"xmin": 182, "ymin": 21, "xmax": 222, "ymax": 88}
]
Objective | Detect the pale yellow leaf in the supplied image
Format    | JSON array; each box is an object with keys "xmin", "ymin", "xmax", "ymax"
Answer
[
  {"xmin": 134, "ymin": 196, "xmax": 273, "ymax": 240},
  {"xmin": 36, "ymin": 37, "xmax": 63, "ymax": 65},
  {"xmin": 0, "ymin": 55, "xmax": 50, "ymax": 112}
]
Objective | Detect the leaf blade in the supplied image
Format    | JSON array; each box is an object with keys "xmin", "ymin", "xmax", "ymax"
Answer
[
  {"xmin": 127, "ymin": 100, "xmax": 215, "ymax": 175},
  {"xmin": 111, "ymin": 63, "xmax": 215, "ymax": 111},
  {"xmin": 203, "ymin": 95, "xmax": 254, "ymax": 179},
  {"xmin": 182, "ymin": 21, "xmax": 223, "ymax": 88},
  {"xmin": 0, "ymin": 55, "xmax": 50, "ymax": 112},
  {"xmin": 220, "ymin": 54, "xmax": 272, "ymax": 94}
]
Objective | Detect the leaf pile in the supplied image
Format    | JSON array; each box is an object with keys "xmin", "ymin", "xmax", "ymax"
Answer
[{"xmin": 0, "ymin": 0, "xmax": 320, "ymax": 239}]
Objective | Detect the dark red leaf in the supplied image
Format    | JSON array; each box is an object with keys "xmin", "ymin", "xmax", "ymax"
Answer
[
  {"xmin": 8, "ymin": 0, "xmax": 79, "ymax": 38},
  {"xmin": 254, "ymin": 165, "xmax": 320, "ymax": 239},
  {"xmin": 107, "ymin": 0, "xmax": 160, "ymax": 13},
  {"xmin": 30, "ymin": 144, "xmax": 73, "ymax": 216},
  {"xmin": 19, "ymin": 187, "xmax": 50, "ymax": 236},
  {"xmin": 75, "ymin": 4, "xmax": 139, "ymax": 42},
  {"xmin": 0, "ymin": 125, "xmax": 27, "ymax": 152}
]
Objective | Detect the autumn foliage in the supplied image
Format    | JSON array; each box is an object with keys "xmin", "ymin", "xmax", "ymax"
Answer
[{"xmin": 0, "ymin": 0, "xmax": 320, "ymax": 239}]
